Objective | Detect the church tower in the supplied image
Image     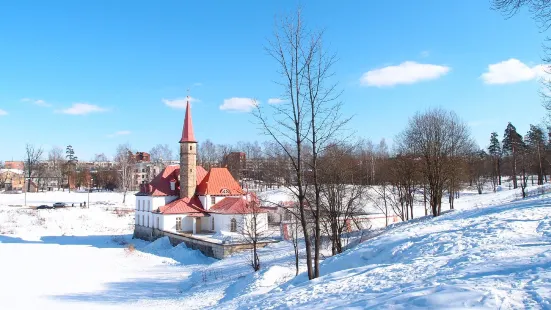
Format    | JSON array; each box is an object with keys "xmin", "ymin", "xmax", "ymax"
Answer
[{"xmin": 179, "ymin": 98, "xmax": 197, "ymax": 198}]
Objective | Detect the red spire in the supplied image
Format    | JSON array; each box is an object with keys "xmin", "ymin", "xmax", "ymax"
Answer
[{"xmin": 179, "ymin": 98, "xmax": 196, "ymax": 143}]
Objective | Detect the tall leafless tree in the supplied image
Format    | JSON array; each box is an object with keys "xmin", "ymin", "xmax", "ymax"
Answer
[
  {"xmin": 149, "ymin": 144, "xmax": 173, "ymax": 171},
  {"xmin": 115, "ymin": 143, "xmax": 134, "ymax": 203},
  {"xmin": 238, "ymin": 198, "xmax": 268, "ymax": 272},
  {"xmin": 318, "ymin": 143, "xmax": 367, "ymax": 255},
  {"xmin": 24, "ymin": 144, "xmax": 44, "ymax": 192},
  {"xmin": 256, "ymin": 9, "xmax": 348, "ymax": 279},
  {"xmin": 48, "ymin": 146, "xmax": 64, "ymax": 190},
  {"xmin": 396, "ymin": 108, "xmax": 474, "ymax": 217}
]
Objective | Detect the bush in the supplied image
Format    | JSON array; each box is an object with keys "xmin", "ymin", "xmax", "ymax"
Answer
[{"xmin": 124, "ymin": 243, "xmax": 136, "ymax": 254}]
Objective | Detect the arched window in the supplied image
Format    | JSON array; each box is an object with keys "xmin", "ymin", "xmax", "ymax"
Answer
[
  {"xmin": 220, "ymin": 188, "xmax": 230, "ymax": 195},
  {"xmin": 230, "ymin": 218, "xmax": 237, "ymax": 232},
  {"xmin": 211, "ymin": 217, "xmax": 215, "ymax": 231}
]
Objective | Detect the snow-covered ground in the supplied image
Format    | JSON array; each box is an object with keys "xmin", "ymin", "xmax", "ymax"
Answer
[
  {"xmin": 1, "ymin": 184, "xmax": 550, "ymax": 309},
  {"xmin": 0, "ymin": 190, "xmax": 136, "ymax": 209}
]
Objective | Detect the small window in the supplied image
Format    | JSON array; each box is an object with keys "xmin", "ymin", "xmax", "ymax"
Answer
[
  {"xmin": 230, "ymin": 218, "xmax": 237, "ymax": 232},
  {"xmin": 211, "ymin": 196, "xmax": 216, "ymax": 205},
  {"xmin": 190, "ymin": 169, "xmax": 192, "ymax": 173},
  {"xmin": 220, "ymin": 188, "xmax": 230, "ymax": 194},
  {"xmin": 176, "ymin": 217, "xmax": 182, "ymax": 231},
  {"xmin": 148, "ymin": 200, "xmax": 151, "ymax": 211},
  {"xmin": 211, "ymin": 217, "xmax": 215, "ymax": 231},
  {"xmin": 190, "ymin": 145, "xmax": 192, "ymax": 151},
  {"xmin": 157, "ymin": 217, "xmax": 160, "ymax": 229},
  {"xmin": 142, "ymin": 215, "xmax": 144, "ymax": 226},
  {"xmin": 147, "ymin": 216, "xmax": 149, "ymax": 227}
]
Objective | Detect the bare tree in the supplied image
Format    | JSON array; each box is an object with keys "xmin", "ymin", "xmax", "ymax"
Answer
[
  {"xmin": 115, "ymin": 143, "xmax": 134, "ymax": 203},
  {"xmin": 238, "ymin": 197, "xmax": 268, "ymax": 272},
  {"xmin": 492, "ymin": 1, "xmax": 551, "ymax": 110},
  {"xmin": 256, "ymin": 9, "xmax": 348, "ymax": 280},
  {"xmin": 24, "ymin": 144, "xmax": 44, "ymax": 192},
  {"xmin": 48, "ymin": 146, "xmax": 64, "ymax": 190},
  {"xmin": 198, "ymin": 139, "xmax": 218, "ymax": 170},
  {"xmin": 149, "ymin": 144, "xmax": 173, "ymax": 171},
  {"xmin": 318, "ymin": 143, "xmax": 366, "ymax": 255},
  {"xmin": 255, "ymin": 10, "xmax": 313, "ymax": 279},
  {"xmin": 396, "ymin": 108, "xmax": 473, "ymax": 217}
]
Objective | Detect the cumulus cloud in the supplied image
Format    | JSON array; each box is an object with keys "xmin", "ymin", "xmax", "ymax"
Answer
[
  {"xmin": 268, "ymin": 98, "xmax": 286, "ymax": 104},
  {"xmin": 360, "ymin": 61, "xmax": 450, "ymax": 87},
  {"xmin": 0, "ymin": 109, "xmax": 7, "ymax": 116},
  {"xmin": 59, "ymin": 103, "xmax": 107, "ymax": 115},
  {"xmin": 481, "ymin": 58, "xmax": 546, "ymax": 84},
  {"xmin": 21, "ymin": 98, "xmax": 52, "ymax": 107},
  {"xmin": 220, "ymin": 97, "xmax": 258, "ymax": 112},
  {"xmin": 162, "ymin": 97, "xmax": 200, "ymax": 109},
  {"xmin": 107, "ymin": 130, "xmax": 131, "ymax": 138}
]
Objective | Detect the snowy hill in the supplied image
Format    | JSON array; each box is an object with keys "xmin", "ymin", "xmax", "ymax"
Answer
[
  {"xmin": 217, "ymin": 186, "xmax": 551, "ymax": 309},
  {"xmin": 1, "ymin": 186, "xmax": 550, "ymax": 309}
]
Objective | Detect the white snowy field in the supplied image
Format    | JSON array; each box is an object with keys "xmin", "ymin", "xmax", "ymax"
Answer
[
  {"xmin": 0, "ymin": 184, "xmax": 550, "ymax": 309},
  {"xmin": 0, "ymin": 190, "xmax": 137, "ymax": 209}
]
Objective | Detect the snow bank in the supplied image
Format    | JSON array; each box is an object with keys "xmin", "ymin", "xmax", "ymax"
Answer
[
  {"xmin": 140, "ymin": 237, "xmax": 215, "ymax": 265},
  {"xmin": 218, "ymin": 185, "xmax": 551, "ymax": 309}
]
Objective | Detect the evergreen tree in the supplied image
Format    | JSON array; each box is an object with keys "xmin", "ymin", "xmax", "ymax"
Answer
[
  {"xmin": 525, "ymin": 124, "xmax": 546, "ymax": 185},
  {"xmin": 488, "ymin": 132, "xmax": 502, "ymax": 186},
  {"xmin": 503, "ymin": 122, "xmax": 523, "ymax": 189},
  {"xmin": 65, "ymin": 145, "xmax": 78, "ymax": 192}
]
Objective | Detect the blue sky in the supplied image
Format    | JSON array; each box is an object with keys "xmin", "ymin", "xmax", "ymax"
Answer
[{"xmin": 0, "ymin": 0, "xmax": 547, "ymax": 161}]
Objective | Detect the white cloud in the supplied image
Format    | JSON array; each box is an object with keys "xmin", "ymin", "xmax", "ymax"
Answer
[
  {"xmin": 268, "ymin": 98, "xmax": 286, "ymax": 104},
  {"xmin": 360, "ymin": 61, "xmax": 450, "ymax": 87},
  {"xmin": 162, "ymin": 97, "xmax": 200, "ymax": 109},
  {"xmin": 107, "ymin": 130, "xmax": 131, "ymax": 138},
  {"xmin": 21, "ymin": 98, "xmax": 52, "ymax": 107},
  {"xmin": 193, "ymin": 82, "xmax": 203, "ymax": 87},
  {"xmin": 0, "ymin": 109, "xmax": 7, "ymax": 116},
  {"xmin": 59, "ymin": 103, "xmax": 107, "ymax": 115},
  {"xmin": 420, "ymin": 51, "xmax": 430, "ymax": 58},
  {"xmin": 220, "ymin": 97, "xmax": 258, "ymax": 112},
  {"xmin": 481, "ymin": 58, "xmax": 547, "ymax": 84}
]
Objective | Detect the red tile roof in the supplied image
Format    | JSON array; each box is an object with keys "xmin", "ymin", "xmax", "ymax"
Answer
[
  {"xmin": 196, "ymin": 168, "xmax": 244, "ymax": 196},
  {"xmin": 140, "ymin": 165, "xmax": 206, "ymax": 196},
  {"xmin": 179, "ymin": 100, "xmax": 196, "ymax": 143},
  {"xmin": 197, "ymin": 166, "xmax": 207, "ymax": 185},
  {"xmin": 209, "ymin": 197, "xmax": 264, "ymax": 214},
  {"xmin": 158, "ymin": 196, "xmax": 206, "ymax": 215}
]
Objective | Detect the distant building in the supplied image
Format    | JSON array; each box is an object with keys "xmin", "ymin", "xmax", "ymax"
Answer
[
  {"xmin": 222, "ymin": 152, "xmax": 246, "ymax": 181},
  {"xmin": 134, "ymin": 99, "xmax": 267, "ymax": 238},
  {"xmin": 133, "ymin": 152, "xmax": 151, "ymax": 162},
  {"xmin": 0, "ymin": 169, "xmax": 24, "ymax": 191}
]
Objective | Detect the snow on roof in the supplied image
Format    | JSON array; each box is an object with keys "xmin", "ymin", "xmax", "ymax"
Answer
[{"xmin": 0, "ymin": 169, "xmax": 24, "ymax": 175}]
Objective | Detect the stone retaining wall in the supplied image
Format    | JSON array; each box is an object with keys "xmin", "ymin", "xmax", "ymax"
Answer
[{"xmin": 133, "ymin": 225, "xmax": 275, "ymax": 259}]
